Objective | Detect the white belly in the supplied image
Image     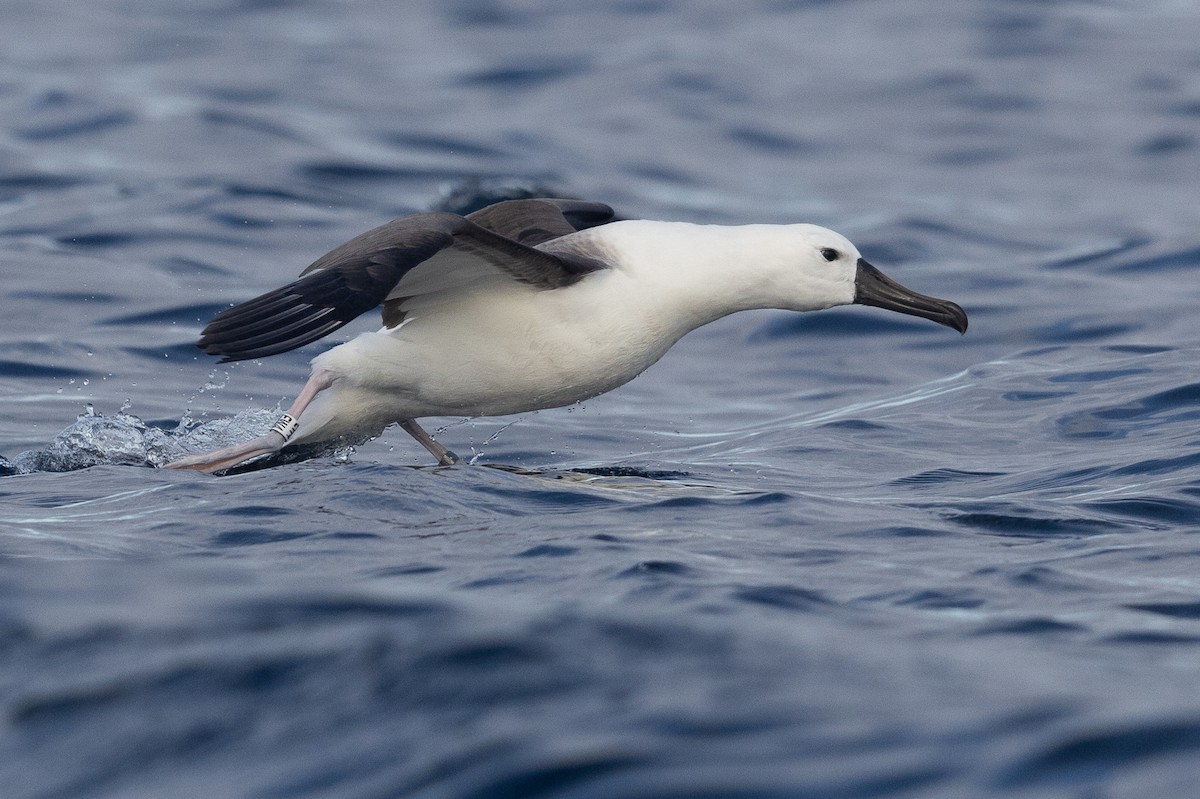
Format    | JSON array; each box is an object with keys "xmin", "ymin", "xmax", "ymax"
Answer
[{"xmin": 312, "ymin": 270, "xmax": 684, "ymax": 420}]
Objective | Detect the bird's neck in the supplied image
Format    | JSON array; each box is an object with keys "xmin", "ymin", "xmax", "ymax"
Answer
[{"xmin": 597, "ymin": 220, "xmax": 786, "ymax": 327}]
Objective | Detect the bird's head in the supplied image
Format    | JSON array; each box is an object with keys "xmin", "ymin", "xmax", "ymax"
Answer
[{"xmin": 757, "ymin": 224, "xmax": 968, "ymax": 334}]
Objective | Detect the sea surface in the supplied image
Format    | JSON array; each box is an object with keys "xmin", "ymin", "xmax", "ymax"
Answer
[{"xmin": 3, "ymin": 1, "xmax": 1200, "ymax": 797}]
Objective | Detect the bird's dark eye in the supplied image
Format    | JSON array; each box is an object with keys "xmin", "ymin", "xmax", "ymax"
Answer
[{"xmin": 819, "ymin": 247, "xmax": 840, "ymax": 262}]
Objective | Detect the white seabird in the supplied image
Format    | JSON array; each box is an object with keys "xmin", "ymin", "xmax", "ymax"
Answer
[{"xmin": 166, "ymin": 199, "xmax": 967, "ymax": 472}]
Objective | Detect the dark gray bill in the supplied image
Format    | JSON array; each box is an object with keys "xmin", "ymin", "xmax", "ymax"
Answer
[{"xmin": 853, "ymin": 259, "xmax": 968, "ymax": 334}]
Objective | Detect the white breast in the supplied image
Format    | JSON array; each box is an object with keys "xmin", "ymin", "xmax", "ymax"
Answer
[{"xmin": 313, "ymin": 267, "xmax": 681, "ymax": 419}]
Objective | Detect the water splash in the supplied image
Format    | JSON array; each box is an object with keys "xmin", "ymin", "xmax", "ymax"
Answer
[
  {"xmin": 1, "ymin": 407, "xmax": 278, "ymax": 475},
  {"xmin": 468, "ymin": 420, "xmax": 519, "ymax": 466}
]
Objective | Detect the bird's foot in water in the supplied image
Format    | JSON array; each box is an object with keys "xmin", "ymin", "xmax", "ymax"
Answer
[
  {"xmin": 165, "ymin": 416, "xmax": 460, "ymax": 473},
  {"xmin": 400, "ymin": 419, "xmax": 460, "ymax": 465},
  {"xmin": 164, "ymin": 424, "xmax": 291, "ymax": 473}
]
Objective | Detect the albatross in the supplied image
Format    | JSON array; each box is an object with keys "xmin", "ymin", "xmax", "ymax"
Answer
[{"xmin": 166, "ymin": 199, "xmax": 967, "ymax": 472}]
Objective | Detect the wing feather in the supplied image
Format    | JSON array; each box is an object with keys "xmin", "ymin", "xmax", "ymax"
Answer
[
  {"xmin": 196, "ymin": 200, "xmax": 615, "ymax": 362},
  {"xmin": 466, "ymin": 198, "xmax": 614, "ymax": 245}
]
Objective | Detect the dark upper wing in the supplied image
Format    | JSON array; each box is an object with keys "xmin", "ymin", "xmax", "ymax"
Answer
[
  {"xmin": 197, "ymin": 202, "xmax": 614, "ymax": 363},
  {"xmin": 465, "ymin": 199, "xmax": 615, "ymax": 246}
]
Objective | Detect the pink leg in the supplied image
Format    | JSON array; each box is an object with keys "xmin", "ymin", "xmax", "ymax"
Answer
[
  {"xmin": 399, "ymin": 419, "xmax": 460, "ymax": 466},
  {"xmin": 165, "ymin": 369, "xmax": 337, "ymax": 473}
]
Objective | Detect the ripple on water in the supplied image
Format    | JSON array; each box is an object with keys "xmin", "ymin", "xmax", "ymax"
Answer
[
  {"xmin": 0, "ymin": 172, "xmax": 87, "ymax": 199},
  {"xmin": 13, "ymin": 108, "xmax": 135, "ymax": 142},
  {"xmin": 996, "ymin": 718, "xmax": 1200, "ymax": 790},
  {"xmin": 1080, "ymin": 497, "xmax": 1200, "ymax": 527},
  {"xmin": 1126, "ymin": 602, "xmax": 1200, "ymax": 621},
  {"xmin": 731, "ymin": 585, "xmax": 833, "ymax": 613},
  {"xmin": 0, "ymin": 359, "xmax": 94, "ymax": 379},
  {"xmin": 1042, "ymin": 237, "xmax": 1152, "ymax": 271},
  {"xmin": 1057, "ymin": 382, "xmax": 1200, "ymax": 440},
  {"xmin": 99, "ymin": 303, "xmax": 232, "ymax": 326},
  {"xmin": 973, "ymin": 617, "xmax": 1088, "ymax": 637},
  {"xmin": 890, "ymin": 468, "xmax": 1006, "ymax": 488},
  {"xmin": 456, "ymin": 59, "xmax": 590, "ymax": 89},
  {"xmin": 1111, "ymin": 244, "xmax": 1200, "ymax": 274},
  {"xmin": 945, "ymin": 507, "xmax": 1128, "ymax": 538},
  {"xmin": 1108, "ymin": 452, "xmax": 1200, "ymax": 478}
]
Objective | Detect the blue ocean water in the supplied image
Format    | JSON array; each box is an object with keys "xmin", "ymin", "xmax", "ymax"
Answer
[{"xmin": 3, "ymin": 1, "xmax": 1200, "ymax": 796}]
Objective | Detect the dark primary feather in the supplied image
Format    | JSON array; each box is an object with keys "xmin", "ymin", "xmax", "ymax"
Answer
[{"xmin": 197, "ymin": 199, "xmax": 615, "ymax": 363}]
